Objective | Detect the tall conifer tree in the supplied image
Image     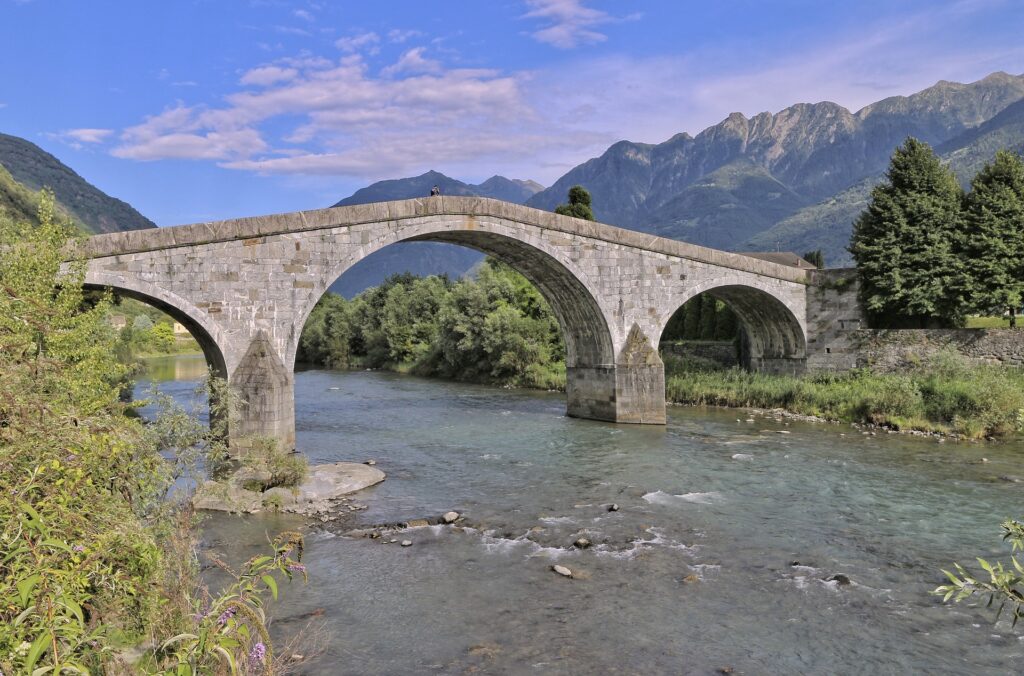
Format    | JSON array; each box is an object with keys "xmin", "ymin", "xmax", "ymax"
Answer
[
  {"xmin": 849, "ymin": 138, "xmax": 964, "ymax": 327},
  {"xmin": 958, "ymin": 150, "xmax": 1024, "ymax": 324}
]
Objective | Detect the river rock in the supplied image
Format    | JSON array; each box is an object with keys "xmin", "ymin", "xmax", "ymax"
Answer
[
  {"xmin": 443, "ymin": 511, "xmax": 460, "ymax": 523},
  {"xmin": 573, "ymin": 537, "xmax": 592, "ymax": 549},
  {"xmin": 193, "ymin": 462, "xmax": 386, "ymax": 514},
  {"xmin": 401, "ymin": 540, "xmax": 413, "ymax": 547},
  {"xmin": 364, "ymin": 459, "xmax": 377, "ymax": 466},
  {"xmin": 826, "ymin": 573, "xmax": 852, "ymax": 586},
  {"xmin": 552, "ymin": 565, "xmax": 573, "ymax": 578},
  {"xmin": 607, "ymin": 503, "xmax": 619, "ymax": 512},
  {"xmin": 406, "ymin": 519, "xmax": 430, "ymax": 528}
]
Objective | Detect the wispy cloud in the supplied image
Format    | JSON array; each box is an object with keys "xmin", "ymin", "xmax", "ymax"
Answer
[
  {"xmin": 522, "ymin": 0, "xmax": 611, "ymax": 49},
  {"xmin": 335, "ymin": 31, "xmax": 379, "ymax": 53},
  {"xmin": 47, "ymin": 128, "xmax": 114, "ymax": 150},
  {"xmin": 387, "ymin": 29, "xmax": 422, "ymax": 44},
  {"xmin": 293, "ymin": 8, "xmax": 314, "ymax": 22},
  {"xmin": 240, "ymin": 65, "xmax": 298, "ymax": 86},
  {"xmin": 381, "ymin": 47, "xmax": 441, "ymax": 77}
]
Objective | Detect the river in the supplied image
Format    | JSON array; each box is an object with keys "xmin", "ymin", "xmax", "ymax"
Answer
[{"xmin": 140, "ymin": 354, "xmax": 1024, "ymax": 675}]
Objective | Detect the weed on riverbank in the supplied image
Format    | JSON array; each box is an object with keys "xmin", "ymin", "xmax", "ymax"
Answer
[{"xmin": 665, "ymin": 351, "xmax": 1024, "ymax": 439}]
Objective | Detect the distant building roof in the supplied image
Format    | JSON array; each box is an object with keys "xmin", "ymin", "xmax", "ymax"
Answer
[{"xmin": 737, "ymin": 252, "xmax": 817, "ymax": 269}]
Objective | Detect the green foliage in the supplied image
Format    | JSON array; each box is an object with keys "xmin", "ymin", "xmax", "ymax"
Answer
[
  {"xmin": 935, "ymin": 519, "xmax": 1024, "ymax": 627},
  {"xmin": 660, "ymin": 295, "xmax": 739, "ymax": 342},
  {"xmin": 151, "ymin": 532, "xmax": 306, "ymax": 674},
  {"xmin": 554, "ymin": 185, "xmax": 596, "ymax": 221},
  {"xmin": 0, "ymin": 194, "xmax": 305, "ymax": 673},
  {"xmin": 298, "ymin": 259, "xmax": 567, "ymax": 389},
  {"xmin": 663, "ymin": 349, "xmax": 1024, "ymax": 439},
  {"xmin": 240, "ymin": 437, "xmax": 308, "ymax": 491},
  {"xmin": 802, "ymin": 249, "xmax": 825, "ymax": 268},
  {"xmin": 956, "ymin": 150, "xmax": 1024, "ymax": 318},
  {"xmin": 850, "ymin": 138, "xmax": 965, "ymax": 327}
]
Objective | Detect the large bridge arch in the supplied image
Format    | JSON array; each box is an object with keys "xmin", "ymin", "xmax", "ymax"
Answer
[
  {"xmin": 291, "ymin": 217, "xmax": 624, "ymax": 422},
  {"xmin": 657, "ymin": 277, "xmax": 807, "ymax": 374}
]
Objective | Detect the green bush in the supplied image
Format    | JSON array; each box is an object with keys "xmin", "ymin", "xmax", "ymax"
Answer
[{"xmin": 241, "ymin": 437, "xmax": 309, "ymax": 491}]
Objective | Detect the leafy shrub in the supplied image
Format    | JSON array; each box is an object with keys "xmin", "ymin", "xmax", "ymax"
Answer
[{"xmin": 241, "ymin": 437, "xmax": 308, "ymax": 491}]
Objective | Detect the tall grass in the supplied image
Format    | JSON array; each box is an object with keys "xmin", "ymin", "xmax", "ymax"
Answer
[{"xmin": 665, "ymin": 350, "xmax": 1024, "ymax": 439}]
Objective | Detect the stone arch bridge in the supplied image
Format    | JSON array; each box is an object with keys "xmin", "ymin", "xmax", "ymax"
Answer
[{"xmin": 77, "ymin": 197, "xmax": 817, "ymax": 450}]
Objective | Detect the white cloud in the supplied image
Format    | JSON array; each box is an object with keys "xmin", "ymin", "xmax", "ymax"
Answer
[
  {"xmin": 293, "ymin": 8, "xmax": 314, "ymax": 22},
  {"xmin": 64, "ymin": 128, "xmax": 114, "ymax": 144},
  {"xmin": 523, "ymin": 0, "xmax": 610, "ymax": 49},
  {"xmin": 381, "ymin": 47, "xmax": 441, "ymax": 76},
  {"xmin": 240, "ymin": 65, "xmax": 299, "ymax": 86},
  {"xmin": 112, "ymin": 106, "xmax": 268, "ymax": 161},
  {"xmin": 335, "ymin": 31, "xmax": 379, "ymax": 53}
]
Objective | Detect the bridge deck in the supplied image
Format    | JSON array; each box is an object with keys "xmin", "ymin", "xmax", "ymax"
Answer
[{"xmin": 76, "ymin": 196, "xmax": 810, "ymax": 284}]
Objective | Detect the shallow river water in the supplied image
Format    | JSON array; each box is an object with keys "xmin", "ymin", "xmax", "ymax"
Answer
[{"xmin": 141, "ymin": 355, "xmax": 1024, "ymax": 675}]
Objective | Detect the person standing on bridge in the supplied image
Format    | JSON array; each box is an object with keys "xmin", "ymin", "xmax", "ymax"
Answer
[{"xmin": 430, "ymin": 185, "xmax": 440, "ymax": 196}]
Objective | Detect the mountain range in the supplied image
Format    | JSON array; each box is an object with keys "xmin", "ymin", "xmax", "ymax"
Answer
[
  {"xmin": 330, "ymin": 71, "xmax": 1024, "ymax": 289},
  {"xmin": 0, "ymin": 133, "xmax": 154, "ymax": 233}
]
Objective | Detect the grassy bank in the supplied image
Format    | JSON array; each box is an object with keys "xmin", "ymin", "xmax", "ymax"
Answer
[{"xmin": 664, "ymin": 351, "xmax": 1024, "ymax": 439}]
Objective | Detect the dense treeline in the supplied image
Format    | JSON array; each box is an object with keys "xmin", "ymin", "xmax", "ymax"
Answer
[
  {"xmin": 299, "ymin": 259, "xmax": 566, "ymax": 389},
  {"xmin": 660, "ymin": 295, "xmax": 739, "ymax": 342},
  {"xmin": 851, "ymin": 141, "xmax": 1024, "ymax": 328}
]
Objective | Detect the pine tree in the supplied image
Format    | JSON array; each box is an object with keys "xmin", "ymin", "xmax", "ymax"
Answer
[
  {"xmin": 699, "ymin": 296, "xmax": 718, "ymax": 340},
  {"xmin": 802, "ymin": 250, "xmax": 825, "ymax": 269},
  {"xmin": 682, "ymin": 297, "xmax": 701, "ymax": 339},
  {"xmin": 958, "ymin": 150, "xmax": 1024, "ymax": 325},
  {"xmin": 715, "ymin": 303, "xmax": 739, "ymax": 340},
  {"xmin": 849, "ymin": 138, "xmax": 965, "ymax": 327},
  {"xmin": 554, "ymin": 185, "xmax": 596, "ymax": 221}
]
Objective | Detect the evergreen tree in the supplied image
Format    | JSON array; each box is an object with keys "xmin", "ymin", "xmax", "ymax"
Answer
[
  {"xmin": 849, "ymin": 138, "xmax": 965, "ymax": 327},
  {"xmin": 554, "ymin": 185, "xmax": 596, "ymax": 221},
  {"xmin": 699, "ymin": 295, "xmax": 718, "ymax": 340},
  {"xmin": 958, "ymin": 150, "xmax": 1024, "ymax": 325},
  {"xmin": 682, "ymin": 297, "xmax": 702, "ymax": 339},
  {"xmin": 715, "ymin": 303, "xmax": 739, "ymax": 340},
  {"xmin": 802, "ymin": 249, "xmax": 825, "ymax": 269}
]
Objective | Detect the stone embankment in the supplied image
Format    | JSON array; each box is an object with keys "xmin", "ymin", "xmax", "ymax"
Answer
[{"xmin": 193, "ymin": 461, "xmax": 385, "ymax": 514}]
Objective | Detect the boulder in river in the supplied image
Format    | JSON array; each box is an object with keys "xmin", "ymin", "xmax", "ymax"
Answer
[
  {"xmin": 826, "ymin": 573, "xmax": 852, "ymax": 586},
  {"xmin": 573, "ymin": 537, "xmax": 592, "ymax": 549},
  {"xmin": 193, "ymin": 462, "xmax": 385, "ymax": 514},
  {"xmin": 552, "ymin": 564, "xmax": 573, "ymax": 578},
  {"xmin": 443, "ymin": 511, "xmax": 460, "ymax": 523}
]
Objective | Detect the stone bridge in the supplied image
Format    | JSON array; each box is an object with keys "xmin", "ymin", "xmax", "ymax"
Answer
[{"xmin": 77, "ymin": 197, "xmax": 813, "ymax": 450}]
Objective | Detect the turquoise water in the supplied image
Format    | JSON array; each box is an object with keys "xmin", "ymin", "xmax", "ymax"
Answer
[{"xmin": 142, "ymin": 355, "xmax": 1024, "ymax": 675}]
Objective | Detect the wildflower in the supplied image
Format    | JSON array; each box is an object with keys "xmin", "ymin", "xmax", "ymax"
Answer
[
  {"xmin": 217, "ymin": 606, "xmax": 236, "ymax": 625},
  {"xmin": 72, "ymin": 544, "xmax": 84, "ymax": 553},
  {"xmin": 287, "ymin": 562, "xmax": 306, "ymax": 572},
  {"xmin": 249, "ymin": 641, "xmax": 267, "ymax": 666}
]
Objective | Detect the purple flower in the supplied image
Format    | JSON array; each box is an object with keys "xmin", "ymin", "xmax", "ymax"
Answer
[
  {"xmin": 286, "ymin": 562, "xmax": 306, "ymax": 572},
  {"xmin": 249, "ymin": 641, "xmax": 267, "ymax": 666},
  {"xmin": 72, "ymin": 545, "xmax": 84, "ymax": 553},
  {"xmin": 216, "ymin": 606, "xmax": 235, "ymax": 625}
]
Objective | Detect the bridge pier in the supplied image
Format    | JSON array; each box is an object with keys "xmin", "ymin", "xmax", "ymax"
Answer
[
  {"xmin": 566, "ymin": 365, "xmax": 666, "ymax": 424},
  {"xmin": 227, "ymin": 332, "xmax": 296, "ymax": 452}
]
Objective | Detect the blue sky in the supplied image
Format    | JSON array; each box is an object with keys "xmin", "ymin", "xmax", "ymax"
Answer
[{"xmin": 2, "ymin": 0, "xmax": 1023, "ymax": 225}]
